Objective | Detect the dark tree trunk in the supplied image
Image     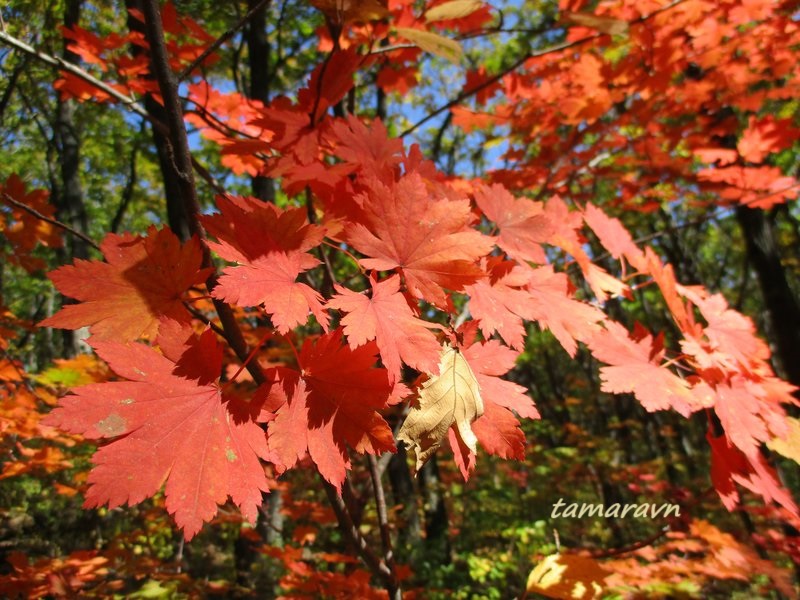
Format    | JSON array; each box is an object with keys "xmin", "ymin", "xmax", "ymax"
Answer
[
  {"xmin": 125, "ymin": 0, "xmax": 191, "ymax": 240},
  {"xmin": 245, "ymin": 0, "xmax": 275, "ymax": 202},
  {"xmin": 387, "ymin": 445, "xmax": 421, "ymax": 560},
  {"xmin": 418, "ymin": 457, "xmax": 451, "ymax": 563},
  {"xmin": 53, "ymin": 0, "xmax": 88, "ymax": 358},
  {"xmin": 736, "ymin": 205, "xmax": 800, "ymax": 390}
]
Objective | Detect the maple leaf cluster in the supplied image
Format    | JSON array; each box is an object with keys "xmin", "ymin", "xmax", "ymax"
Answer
[
  {"xmin": 38, "ymin": 0, "xmax": 800, "ymax": 544},
  {"xmin": 0, "ymin": 175, "xmax": 63, "ymax": 272}
]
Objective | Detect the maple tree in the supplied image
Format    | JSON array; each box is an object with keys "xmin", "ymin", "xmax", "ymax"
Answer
[{"xmin": 1, "ymin": 0, "xmax": 800, "ymax": 597}]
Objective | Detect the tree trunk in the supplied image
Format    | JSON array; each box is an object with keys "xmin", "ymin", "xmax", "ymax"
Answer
[
  {"xmin": 418, "ymin": 457, "xmax": 451, "ymax": 564},
  {"xmin": 245, "ymin": 0, "xmax": 275, "ymax": 202},
  {"xmin": 53, "ymin": 0, "xmax": 89, "ymax": 357},
  {"xmin": 125, "ymin": 0, "xmax": 191, "ymax": 241},
  {"xmin": 736, "ymin": 205, "xmax": 800, "ymax": 390},
  {"xmin": 387, "ymin": 445, "xmax": 421, "ymax": 560}
]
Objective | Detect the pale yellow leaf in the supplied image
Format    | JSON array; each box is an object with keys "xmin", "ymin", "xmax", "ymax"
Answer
[
  {"xmin": 561, "ymin": 11, "xmax": 629, "ymax": 36},
  {"xmin": 768, "ymin": 417, "xmax": 800, "ymax": 464},
  {"xmin": 396, "ymin": 27, "xmax": 463, "ymax": 63},
  {"xmin": 398, "ymin": 344, "xmax": 483, "ymax": 471},
  {"xmin": 425, "ymin": 0, "xmax": 483, "ymax": 22}
]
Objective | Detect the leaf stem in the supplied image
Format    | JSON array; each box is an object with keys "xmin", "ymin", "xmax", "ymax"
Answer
[
  {"xmin": 177, "ymin": 0, "xmax": 272, "ymax": 82},
  {"xmin": 224, "ymin": 328, "xmax": 273, "ymax": 388}
]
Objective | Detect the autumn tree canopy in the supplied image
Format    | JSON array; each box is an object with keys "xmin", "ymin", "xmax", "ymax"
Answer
[{"xmin": 1, "ymin": 0, "xmax": 799, "ymax": 597}]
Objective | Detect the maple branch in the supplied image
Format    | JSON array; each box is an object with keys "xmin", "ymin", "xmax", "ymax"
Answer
[
  {"xmin": 1, "ymin": 192, "xmax": 100, "ymax": 251},
  {"xmin": 368, "ymin": 454, "xmax": 400, "ymax": 598},
  {"xmin": 183, "ymin": 302, "xmax": 228, "ymax": 338},
  {"xmin": 399, "ymin": 0, "xmax": 689, "ymax": 138},
  {"xmin": 0, "ymin": 30, "xmax": 229, "ymax": 202},
  {"xmin": 141, "ymin": 0, "xmax": 202, "ymax": 239},
  {"xmin": 177, "ymin": 0, "xmax": 271, "ymax": 82},
  {"xmin": 0, "ymin": 29, "xmax": 144, "ymax": 114},
  {"xmin": 399, "ymin": 36, "xmax": 596, "ymax": 137},
  {"xmin": 140, "ymin": 0, "xmax": 267, "ymax": 386},
  {"xmin": 587, "ymin": 526, "xmax": 670, "ymax": 559},
  {"xmin": 323, "ymin": 480, "xmax": 400, "ymax": 597}
]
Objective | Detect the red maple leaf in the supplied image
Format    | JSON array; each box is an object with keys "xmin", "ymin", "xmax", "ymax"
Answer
[
  {"xmin": 327, "ymin": 275, "xmax": 442, "ymax": 382},
  {"xmin": 466, "ymin": 258, "xmax": 538, "ymax": 350},
  {"xmin": 203, "ymin": 196, "xmax": 329, "ymax": 333},
  {"xmin": 588, "ymin": 320, "xmax": 705, "ymax": 417},
  {"xmin": 42, "ymin": 326, "xmax": 271, "ymax": 540},
  {"xmin": 329, "ymin": 115, "xmax": 404, "ymax": 179},
  {"xmin": 346, "ymin": 172, "xmax": 494, "ymax": 308},
  {"xmin": 0, "ymin": 174, "xmax": 63, "ymax": 272},
  {"xmin": 543, "ymin": 195, "xmax": 628, "ymax": 300},
  {"xmin": 707, "ymin": 432, "xmax": 797, "ymax": 516},
  {"xmin": 473, "ymin": 183, "xmax": 552, "ymax": 264},
  {"xmin": 41, "ymin": 226, "xmax": 210, "ymax": 341},
  {"xmin": 582, "ymin": 203, "xmax": 645, "ymax": 270},
  {"xmin": 525, "ymin": 265, "xmax": 606, "ymax": 356},
  {"xmin": 737, "ymin": 116, "xmax": 799, "ymax": 164},
  {"xmin": 266, "ymin": 329, "xmax": 405, "ymax": 490},
  {"xmin": 447, "ymin": 331, "xmax": 539, "ymax": 479}
]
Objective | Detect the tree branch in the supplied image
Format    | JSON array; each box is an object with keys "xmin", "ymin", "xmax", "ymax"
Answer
[
  {"xmin": 368, "ymin": 455, "xmax": 401, "ymax": 599},
  {"xmin": 140, "ymin": 0, "xmax": 266, "ymax": 386},
  {"xmin": 323, "ymin": 479, "xmax": 398, "ymax": 594},
  {"xmin": 0, "ymin": 30, "xmax": 147, "ymax": 117},
  {"xmin": 177, "ymin": 0, "xmax": 272, "ymax": 82},
  {"xmin": 1, "ymin": 192, "xmax": 100, "ymax": 251},
  {"xmin": 0, "ymin": 29, "xmax": 229, "ymax": 201}
]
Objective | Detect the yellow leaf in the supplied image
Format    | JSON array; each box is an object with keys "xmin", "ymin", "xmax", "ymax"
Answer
[
  {"xmin": 561, "ymin": 11, "xmax": 629, "ymax": 36},
  {"xmin": 396, "ymin": 27, "xmax": 463, "ymax": 63},
  {"xmin": 425, "ymin": 0, "xmax": 483, "ymax": 22},
  {"xmin": 768, "ymin": 417, "xmax": 800, "ymax": 464},
  {"xmin": 527, "ymin": 553, "xmax": 609, "ymax": 599},
  {"xmin": 398, "ymin": 344, "xmax": 483, "ymax": 471}
]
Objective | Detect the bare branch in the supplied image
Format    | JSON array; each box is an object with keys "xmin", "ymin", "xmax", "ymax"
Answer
[
  {"xmin": 0, "ymin": 30, "xmax": 232, "ymax": 205},
  {"xmin": 368, "ymin": 455, "xmax": 401, "ymax": 599},
  {"xmin": 1, "ymin": 192, "xmax": 100, "ymax": 251},
  {"xmin": 323, "ymin": 478, "xmax": 398, "ymax": 593},
  {"xmin": 177, "ymin": 0, "xmax": 272, "ymax": 82},
  {"xmin": 0, "ymin": 30, "xmax": 146, "ymax": 117}
]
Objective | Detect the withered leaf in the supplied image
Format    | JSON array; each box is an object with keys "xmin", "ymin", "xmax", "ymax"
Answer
[{"xmin": 398, "ymin": 344, "xmax": 484, "ymax": 471}]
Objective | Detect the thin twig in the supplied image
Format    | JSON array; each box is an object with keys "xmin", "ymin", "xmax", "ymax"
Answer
[
  {"xmin": 183, "ymin": 302, "xmax": 228, "ymax": 338},
  {"xmin": 111, "ymin": 125, "xmax": 143, "ymax": 233},
  {"xmin": 322, "ymin": 479, "xmax": 397, "ymax": 590},
  {"xmin": 0, "ymin": 30, "xmax": 145, "ymax": 116},
  {"xmin": 1, "ymin": 192, "xmax": 100, "ymax": 251},
  {"xmin": 587, "ymin": 526, "xmax": 670, "ymax": 559},
  {"xmin": 177, "ymin": 0, "xmax": 271, "ymax": 82},
  {"xmin": 0, "ymin": 29, "xmax": 229, "ymax": 202},
  {"xmin": 368, "ymin": 455, "xmax": 400, "ymax": 599}
]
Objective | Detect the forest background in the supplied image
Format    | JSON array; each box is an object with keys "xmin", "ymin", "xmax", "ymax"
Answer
[{"xmin": 1, "ymin": 0, "xmax": 800, "ymax": 598}]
